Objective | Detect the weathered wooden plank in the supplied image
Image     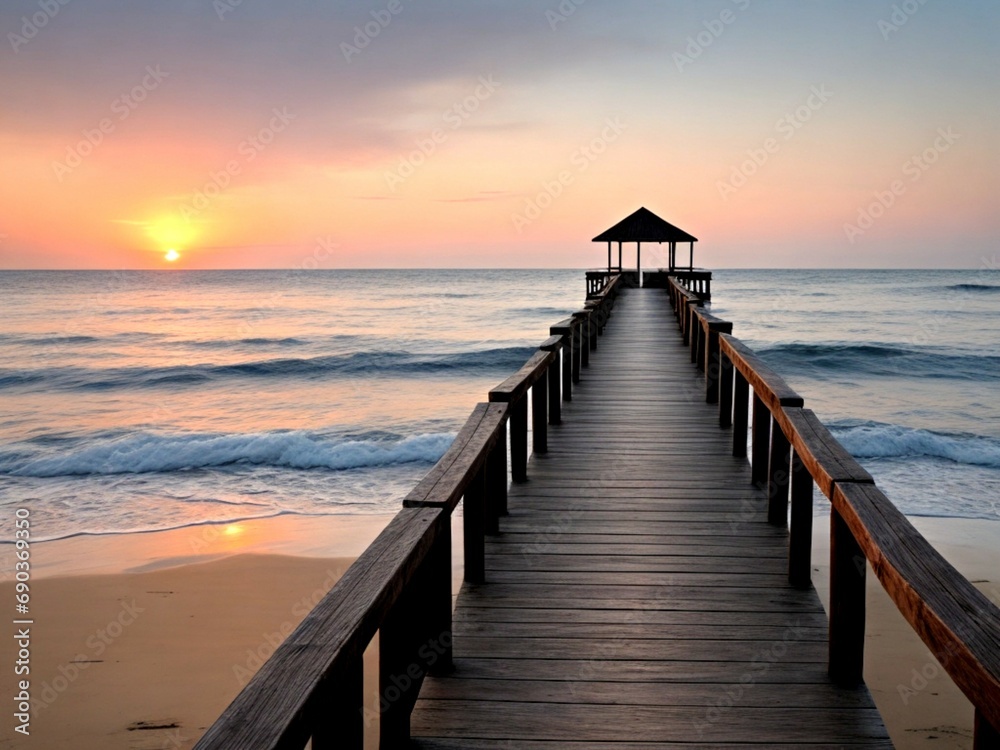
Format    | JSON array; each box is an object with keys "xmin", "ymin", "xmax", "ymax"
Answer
[
  {"xmin": 410, "ymin": 701, "xmax": 889, "ymax": 744},
  {"xmin": 195, "ymin": 507, "xmax": 445, "ymax": 749},
  {"xmin": 721, "ymin": 333, "xmax": 804, "ymax": 412},
  {"xmin": 833, "ymin": 482, "xmax": 1000, "ymax": 728},
  {"xmin": 403, "ymin": 402, "xmax": 507, "ymax": 512},
  {"xmin": 776, "ymin": 407, "xmax": 874, "ymax": 498}
]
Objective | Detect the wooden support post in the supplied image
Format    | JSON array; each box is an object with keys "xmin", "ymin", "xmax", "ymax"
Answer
[
  {"xmin": 544, "ymin": 345, "xmax": 561, "ymax": 424},
  {"xmin": 486, "ymin": 427, "xmax": 507, "ymax": 526},
  {"xmin": 689, "ymin": 311, "xmax": 699, "ymax": 364},
  {"xmin": 550, "ymin": 326, "xmax": 572, "ymax": 402},
  {"xmin": 379, "ymin": 591, "xmax": 422, "ymax": 745},
  {"xmin": 510, "ymin": 395, "xmax": 528, "ymax": 483},
  {"xmin": 572, "ymin": 320, "xmax": 582, "ymax": 384},
  {"xmin": 426, "ymin": 515, "xmax": 453, "ymax": 673},
  {"xmin": 462, "ymin": 465, "xmax": 486, "ymax": 584},
  {"xmin": 704, "ymin": 323, "xmax": 731, "ymax": 403},
  {"xmin": 974, "ymin": 709, "xmax": 1000, "ymax": 750},
  {"xmin": 751, "ymin": 393, "xmax": 769, "ymax": 487},
  {"xmin": 574, "ymin": 312, "xmax": 590, "ymax": 368},
  {"xmin": 767, "ymin": 420, "xmax": 791, "ymax": 526},
  {"xmin": 531, "ymin": 376, "xmax": 547, "ymax": 454},
  {"xmin": 788, "ymin": 447, "xmax": 813, "ymax": 587},
  {"xmin": 310, "ymin": 660, "xmax": 362, "ymax": 750},
  {"xmin": 719, "ymin": 352, "xmax": 733, "ymax": 427},
  {"xmin": 732, "ymin": 370, "xmax": 748, "ymax": 457},
  {"xmin": 562, "ymin": 336, "xmax": 572, "ymax": 400},
  {"xmin": 829, "ymin": 508, "xmax": 866, "ymax": 687}
]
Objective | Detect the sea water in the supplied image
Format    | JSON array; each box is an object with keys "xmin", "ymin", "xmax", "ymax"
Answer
[{"xmin": 1, "ymin": 268, "xmax": 998, "ymax": 542}]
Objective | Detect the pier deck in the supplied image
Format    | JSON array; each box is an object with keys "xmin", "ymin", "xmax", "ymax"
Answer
[{"xmin": 409, "ymin": 288, "xmax": 890, "ymax": 747}]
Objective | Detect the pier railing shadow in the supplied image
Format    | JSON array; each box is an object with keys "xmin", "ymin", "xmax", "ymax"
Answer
[
  {"xmin": 668, "ymin": 275, "xmax": 1000, "ymax": 749},
  {"xmin": 192, "ymin": 275, "xmax": 622, "ymax": 749}
]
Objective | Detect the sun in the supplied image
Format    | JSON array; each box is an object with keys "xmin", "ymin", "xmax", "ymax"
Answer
[{"xmin": 164, "ymin": 249, "xmax": 180, "ymax": 262}]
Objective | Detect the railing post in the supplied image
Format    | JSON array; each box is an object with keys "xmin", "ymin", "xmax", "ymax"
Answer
[
  {"xmin": 427, "ymin": 514, "xmax": 453, "ymax": 673},
  {"xmin": 531, "ymin": 375, "xmax": 547, "ymax": 454},
  {"xmin": 751, "ymin": 393, "xmax": 770, "ymax": 487},
  {"xmin": 463, "ymin": 465, "xmax": 486, "ymax": 584},
  {"xmin": 767, "ymin": 420, "xmax": 791, "ymax": 525},
  {"xmin": 510, "ymin": 394, "xmax": 528, "ymax": 483},
  {"xmin": 574, "ymin": 311, "xmax": 590, "ymax": 368},
  {"xmin": 705, "ymin": 323, "xmax": 732, "ymax": 404},
  {"xmin": 486, "ymin": 425, "xmax": 507, "ymax": 526},
  {"xmin": 310, "ymin": 661, "xmax": 362, "ymax": 750},
  {"xmin": 788, "ymin": 447, "xmax": 813, "ymax": 588},
  {"xmin": 379, "ymin": 586, "xmax": 422, "ymax": 744},
  {"xmin": 733, "ymin": 370, "xmax": 748, "ymax": 457},
  {"xmin": 541, "ymin": 339, "xmax": 561, "ymax": 424},
  {"xmin": 589, "ymin": 307, "xmax": 599, "ymax": 350},
  {"xmin": 572, "ymin": 319, "xmax": 582, "ymax": 384},
  {"xmin": 829, "ymin": 508, "xmax": 866, "ymax": 687},
  {"xmin": 550, "ymin": 324, "xmax": 572, "ymax": 401},
  {"xmin": 719, "ymin": 351, "xmax": 734, "ymax": 427}
]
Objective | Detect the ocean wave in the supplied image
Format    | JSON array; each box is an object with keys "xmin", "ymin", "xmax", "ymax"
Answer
[
  {"xmin": 2, "ymin": 430, "xmax": 455, "ymax": 478},
  {"xmin": 0, "ymin": 346, "xmax": 535, "ymax": 391},
  {"xmin": 830, "ymin": 421, "xmax": 1000, "ymax": 469},
  {"xmin": 756, "ymin": 341, "xmax": 1000, "ymax": 380},
  {"xmin": 944, "ymin": 283, "xmax": 1000, "ymax": 293}
]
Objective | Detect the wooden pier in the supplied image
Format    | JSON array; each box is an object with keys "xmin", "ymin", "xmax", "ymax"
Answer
[{"xmin": 194, "ymin": 272, "xmax": 1000, "ymax": 750}]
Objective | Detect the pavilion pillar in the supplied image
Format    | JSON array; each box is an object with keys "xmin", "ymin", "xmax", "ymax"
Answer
[
  {"xmin": 607, "ymin": 241, "xmax": 611, "ymax": 273},
  {"xmin": 617, "ymin": 241, "xmax": 622, "ymax": 271},
  {"xmin": 689, "ymin": 241, "xmax": 694, "ymax": 270},
  {"xmin": 637, "ymin": 241, "xmax": 641, "ymax": 286}
]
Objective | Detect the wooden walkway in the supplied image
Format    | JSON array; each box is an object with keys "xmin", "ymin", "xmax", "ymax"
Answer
[{"xmin": 409, "ymin": 288, "xmax": 891, "ymax": 748}]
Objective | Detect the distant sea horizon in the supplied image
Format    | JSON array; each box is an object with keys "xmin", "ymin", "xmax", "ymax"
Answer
[{"xmin": 1, "ymin": 268, "xmax": 998, "ymax": 543}]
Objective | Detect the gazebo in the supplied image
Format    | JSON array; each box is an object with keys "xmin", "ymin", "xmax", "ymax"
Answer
[
  {"xmin": 589, "ymin": 207, "xmax": 710, "ymax": 297},
  {"xmin": 592, "ymin": 206, "xmax": 698, "ymax": 277}
]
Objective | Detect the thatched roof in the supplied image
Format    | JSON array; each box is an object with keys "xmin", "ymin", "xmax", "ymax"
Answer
[{"xmin": 592, "ymin": 207, "xmax": 698, "ymax": 243}]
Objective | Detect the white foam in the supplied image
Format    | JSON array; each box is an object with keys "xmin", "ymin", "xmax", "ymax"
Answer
[
  {"xmin": 832, "ymin": 422, "xmax": 1000, "ymax": 469},
  {"xmin": 10, "ymin": 431, "xmax": 456, "ymax": 477}
]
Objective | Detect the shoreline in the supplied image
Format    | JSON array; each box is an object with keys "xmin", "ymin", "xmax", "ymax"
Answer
[{"xmin": 1, "ymin": 512, "xmax": 996, "ymax": 748}]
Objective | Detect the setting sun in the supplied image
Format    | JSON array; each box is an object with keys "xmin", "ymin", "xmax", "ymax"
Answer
[{"xmin": 164, "ymin": 249, "xmax": 180, "ymax": 262}]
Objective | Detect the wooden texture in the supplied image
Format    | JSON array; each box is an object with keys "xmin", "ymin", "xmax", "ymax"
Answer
[
  {"xmin": 721, "ymin": 333, "xmax": 804, "ymax": 412},
  {"xmin": 777, "ymin": 407, "xmax": 874, "ymax": 498},
  {"xmin": 403, "ymin": 402, "xmax": 507, "ymax": 512},
  {"xmin": 193, "ymin": 507, "xmax": 445, "ymax": 749},
  {"xmin": 410, "ymin": 289, "xmax": 888, "ymax": 747},
  {"xmin": 833, "ymin": 482, "xmax": 1000, "ymax": 729}
]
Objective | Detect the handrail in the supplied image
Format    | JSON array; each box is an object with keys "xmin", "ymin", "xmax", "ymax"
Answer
[
  {"xmin": 665, "ymin": 278, "xmax": 1000, "ymax": 748},
  {"xmin": 195, "ymin": 271, "xmax": 624, "ymax": 749}
]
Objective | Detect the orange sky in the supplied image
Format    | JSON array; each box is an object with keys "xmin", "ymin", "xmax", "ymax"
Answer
[{"xmin": 1, "ymin": 1, "xmax": 998, "ymax": 269}]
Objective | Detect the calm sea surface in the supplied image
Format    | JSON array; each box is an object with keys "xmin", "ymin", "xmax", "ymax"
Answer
[{"xmin": 1, "ymin": 269, "xmax": 998, "ymax": 541}]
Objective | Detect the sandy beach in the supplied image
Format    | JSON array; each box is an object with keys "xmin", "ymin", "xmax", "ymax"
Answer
[{"xmin": 1, "ymin": 512, "xmax": 996, "ymax": 748}]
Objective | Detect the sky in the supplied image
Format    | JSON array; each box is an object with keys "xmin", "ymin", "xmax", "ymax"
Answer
[{"xmin": 0, "ymin": 0, "xmax": 998, "ymax": 269}]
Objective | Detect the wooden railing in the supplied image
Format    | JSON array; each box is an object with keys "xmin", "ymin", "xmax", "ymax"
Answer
[
  {"xmin": 667, "ymin": 277, "xmax": 1000, "ymax": 749},
  {"xmin": 193, "ymin": 274, "xmax": 621, "ymax": 749}
]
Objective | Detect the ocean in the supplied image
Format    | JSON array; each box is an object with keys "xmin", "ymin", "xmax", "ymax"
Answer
[{"xmin": 1, "ymin": 268, "xmax": 998, "ymax": 543}]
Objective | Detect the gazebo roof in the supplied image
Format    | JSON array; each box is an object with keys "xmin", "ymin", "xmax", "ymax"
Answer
[{"xmin": 592, "ymin": 207, "xmax": 698, "ymax": 244}]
